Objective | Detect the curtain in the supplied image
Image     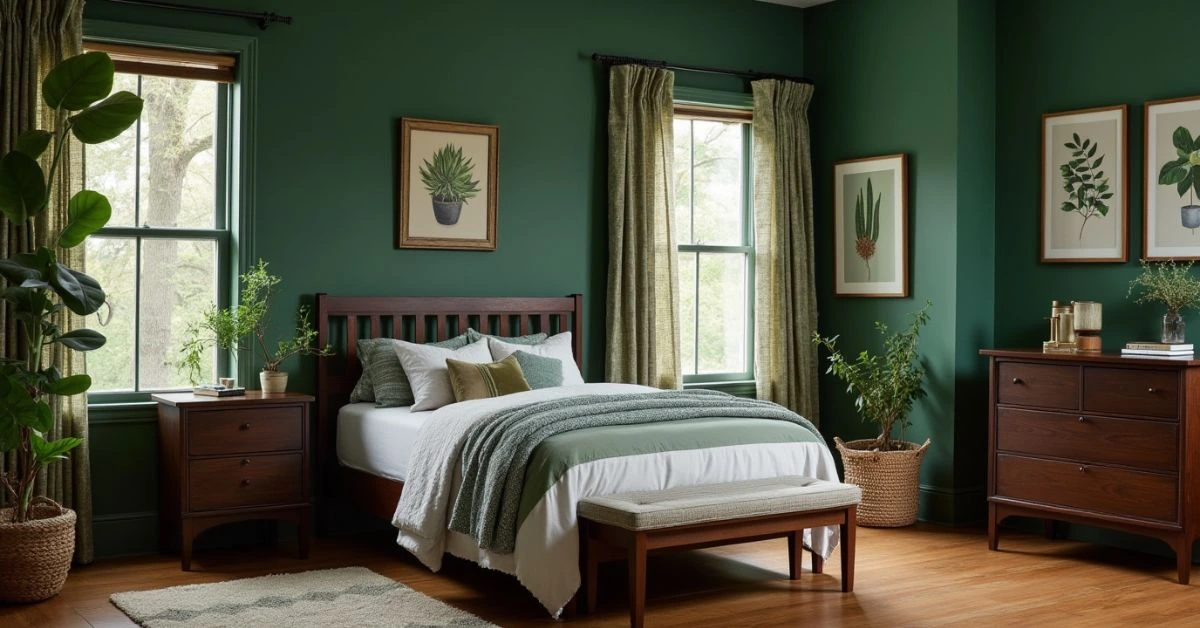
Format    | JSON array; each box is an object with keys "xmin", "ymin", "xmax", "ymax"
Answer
[
  {"xmin": 0, "ymin": 0, "xmax": 92, "ymax": 563},
  {"xmin": 752, "ymin": 79, "xmax": 819, "ymax": 423},
  {"xmin": 604, "ymin": 64, "xmax": 681, "ymax": 389}
]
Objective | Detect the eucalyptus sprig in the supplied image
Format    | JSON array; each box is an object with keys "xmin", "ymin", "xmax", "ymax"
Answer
[{"xmin": 1127, "ymin": 259, "xmax": 1200, "ymax": 315}]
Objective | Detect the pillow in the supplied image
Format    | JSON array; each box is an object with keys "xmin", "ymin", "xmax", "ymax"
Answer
[
  {"xmin": 510, "ymin": 350, "xmax": 564, "ymax": 389},
  {"xmin": 488, "ymin": 332, "xmax": 584, "ymax": 386},
  {"xmin": 348, "ymin": 340, "xmax": 377, "ymax": 403},
  {"xmin": 365, "ymin": 334, "xmax": 470, "ymax": 407},
  {"xmin": 465, "ymin": 328, "xmax": 547, "ymax": 345},
  {"xmin": 393, "ymin": 337, "xmax": 492, "ymax": 411},
  {"xmin": 446, "ymin": 354, "xmax": 532, "ymax": 402}
]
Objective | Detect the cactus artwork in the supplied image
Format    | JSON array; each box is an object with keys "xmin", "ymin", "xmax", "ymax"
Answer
[{"xmin": 854, "ymin": 178, "xmax": 882, "ymax": 280}]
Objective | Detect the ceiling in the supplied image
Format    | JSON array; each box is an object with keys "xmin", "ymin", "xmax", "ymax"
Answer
[{"xmin": 755, "ymin": 0, "xmax": 836, "ymax": 8}]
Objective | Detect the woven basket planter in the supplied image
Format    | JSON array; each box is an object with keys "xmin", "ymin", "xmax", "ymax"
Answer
[
  {"xmin": 835, "ymin": 437, "xmax": 931, "ymax": 527},
  {"xmin": 0, "ymin": 498, "xmax": 76, "ymax": 603}
]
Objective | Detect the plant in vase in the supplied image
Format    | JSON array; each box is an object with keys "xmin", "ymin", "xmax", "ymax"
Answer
[
  {"xmin": 1157, "ymin": 126, "xmax": 1200, "ymax": 232},
  {"xmin": 0, "ymin": 51, "xmax": 143, "ymax": 601},
  {"xmin": 1127, "ymin": 259, "xmax": 1200, "ymax": 344},
  {"xmin": 180, "ymin": 260, "xmax": 331, "ymax": 393},
  {"xmin": 419, "ymin": 143, "xmax": 480, "ymax": 226},
  {"xmin": 812, "ymin": 302, "xmax": 932, "ymax": 527}
]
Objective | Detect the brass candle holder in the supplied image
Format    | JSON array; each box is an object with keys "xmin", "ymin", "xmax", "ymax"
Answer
[{"xmin": 1043, "ymin": 300, "xmax": 1077, "ymax": 352}]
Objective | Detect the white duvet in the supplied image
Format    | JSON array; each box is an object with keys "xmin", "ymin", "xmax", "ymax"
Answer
[{"xmin": 392, "ymin": 383, "xmax": 840, "ymax": 616}]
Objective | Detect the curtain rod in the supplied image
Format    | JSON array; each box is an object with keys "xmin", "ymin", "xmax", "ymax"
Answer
[
  {"xmin": 98, "ymin": 0, "xmax": 293, "ymax": 30},
  {"xmin": 590, "ymin": 53, "xmax": 813, "ymax": 86}
]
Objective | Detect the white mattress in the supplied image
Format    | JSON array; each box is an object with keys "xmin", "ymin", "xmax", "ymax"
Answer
[{"xmin": 336, "ymin": 403, "xmax": 427, "ymax": 482}]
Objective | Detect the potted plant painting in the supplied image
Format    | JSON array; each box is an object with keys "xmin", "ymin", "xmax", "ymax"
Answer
[
  {"xmin": 181, "ymin": 260, "xmax": 331, "ymax": 393},
  {"xmin": 420, "ymin": 143, "xmax": 480, "ymax": 225},
  {"xmin": 1157, "ymin": 126, "xmax": 1200, "ymax": 232},
  {"xmin": 813, "ymin": 302, "xmax": 932, "ymax": 527},
  {"xmin": 1127, "ymin": 259, "xmax": 1200, "ymax": 344},
  {"xmin": 854, "ymin": 178, "xmax": 880, "ymax": 281},
  {"xmin": 0, "ymin": 51, "xmax": 143, "ymax": 601}
]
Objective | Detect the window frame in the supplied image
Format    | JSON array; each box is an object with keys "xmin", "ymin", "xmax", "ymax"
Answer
[{"xmin": 672, "ymin": 88, "xmax": 756, "ymax": 388}]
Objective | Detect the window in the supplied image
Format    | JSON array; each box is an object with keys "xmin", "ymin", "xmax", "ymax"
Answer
[
  {"xmin": 83, "ymin": 43, "xmax": 237, "ymax": 394},
  {"xmin": 673, "ymin": 103, "xmax": 754, "ymax": 383}
]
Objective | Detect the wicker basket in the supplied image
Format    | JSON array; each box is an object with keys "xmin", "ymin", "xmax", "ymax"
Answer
[
  {"xmin": 0, "ymin": 497, "xmax": 76, "ymax": 603},
  {"xmin": 835, "ymin": 437, "xmax": 931, "ymax": 527}
]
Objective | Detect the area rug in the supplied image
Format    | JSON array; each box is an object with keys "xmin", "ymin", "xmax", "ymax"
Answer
[{"xmin": 110, "ymin": 566, "xmax": 496, "ymax": 627}]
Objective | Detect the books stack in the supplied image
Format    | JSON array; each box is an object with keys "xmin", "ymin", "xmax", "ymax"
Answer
[
  {"xmin": 193, "ymin": 385, "xmax": 247, "ymax": 397},
  {"xmin": 1121, "ymin": 342, "xmax": 1194, "ymax": 358}
]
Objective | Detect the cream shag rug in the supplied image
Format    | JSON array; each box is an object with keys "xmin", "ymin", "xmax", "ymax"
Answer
[{"xmin": 110, "ymin": 566, "xmax": 496, "ymax": 627}]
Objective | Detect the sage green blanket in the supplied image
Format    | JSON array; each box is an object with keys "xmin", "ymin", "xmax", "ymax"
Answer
[{"xmin": 446, "ymin": 389, "xmax": 824, "ymax": 554}]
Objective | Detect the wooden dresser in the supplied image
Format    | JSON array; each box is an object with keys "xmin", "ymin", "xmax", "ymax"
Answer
[
  {"xmin": 153, "ymin": 391, "xmax": 314, "ymax": 570},
  {"xmin": 980, "ymin": 349, "xmax": 1199, "ymax": 582}
]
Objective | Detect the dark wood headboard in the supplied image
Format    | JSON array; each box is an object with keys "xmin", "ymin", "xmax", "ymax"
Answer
[{"xmin": 313, "ymin": 293, "xmax": 584, "ymax": 499}]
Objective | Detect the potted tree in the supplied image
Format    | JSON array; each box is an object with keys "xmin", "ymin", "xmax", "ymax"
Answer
[
  {"xmin": 1157, "ymin": 126, "xmax": 1200, "ymax": 231},
  {"xmin": 420, "ymin": 143, "xmax": 480, "ymax": 225},
  {"xmin": 1127, "ymin": 259, "xmax": 1200, "ymax": 344},
  {"xmin": 813, "ymin": 302, "xmax": 932, "ymax": 527},
  {"xmin": 0, "ymin": 51, "xmax": 143, "ymax": 601},
  {"xmin": 181, "ymin": 260, "xmax": 330, "ymax": 393}
]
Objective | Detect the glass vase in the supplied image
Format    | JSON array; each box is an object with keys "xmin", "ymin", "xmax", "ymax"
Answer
[{"xmin": 1162, "ymin": 311, "xmax": 1186, "ymax": 344}]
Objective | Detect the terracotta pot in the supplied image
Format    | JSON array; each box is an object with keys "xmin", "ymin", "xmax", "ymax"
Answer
[
  {"xmin": 0, "ymin": 498, "xmax": 76, "ymax": 602},
  {"xmin": 260, "ymin": 370, "xmax": 288, "ymax": 393}
]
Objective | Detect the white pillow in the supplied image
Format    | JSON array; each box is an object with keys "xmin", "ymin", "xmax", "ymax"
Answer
[
  {"xmin": 488, "ymin": 332, "xmax": 584, "ymax": 386},
  {"xmin": 393, "ymin": 337, "xmax": 492, "ymax": 411}
]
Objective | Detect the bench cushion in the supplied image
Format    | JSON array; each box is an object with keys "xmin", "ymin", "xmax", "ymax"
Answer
[{"xmin": 578, "ymin": 476, "xmax": 861, "ymax": 531}]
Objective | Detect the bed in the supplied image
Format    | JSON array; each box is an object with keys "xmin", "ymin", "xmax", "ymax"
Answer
[{"xmin": 315, "ymin": 294, "xmax": 839, "ymax": 617}]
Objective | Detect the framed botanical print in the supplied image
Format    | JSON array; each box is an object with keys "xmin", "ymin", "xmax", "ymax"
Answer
[
  {"xmin": 833, "ymin": 154, "xmax": 908, "ymax": 297},
  {"xmin": 397, "ymin": 118, "xmax": 498, "ymax": 250},
  {"xmin": 1040, "ymin": 105, "xmax": 1128, "ymax": 262},
  {"xmin": 1145, "ymin": 95, "xmax": 1200, "ymax": 260}
]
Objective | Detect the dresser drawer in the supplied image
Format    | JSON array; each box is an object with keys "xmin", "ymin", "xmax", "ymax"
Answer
[
  {"xmin": 1082, "ymin": 367, "xmax": 1179, "ymax": 419},
  {"xmin": 997, "ymin": 362, "xmax": 1078, "ymax": 409},
  {"xmin": 995, "ymin": 454, "xmax": 1177, "ymax": 523},
  {"xmin": 187, "ymin": 407, "xmax": 302, "ymax": 456},
  {"xmin": 188, "ymin": 453, "xmax": 302, "ymax": 512},
  {"xmin": 996, "ymin": 408, "xmax": 1178, "ymax": 472}
]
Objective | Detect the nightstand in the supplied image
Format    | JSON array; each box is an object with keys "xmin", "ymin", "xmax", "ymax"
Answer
[{"xmin": 152, "ymin": 391, "xmax": 314, "ymax": 570}]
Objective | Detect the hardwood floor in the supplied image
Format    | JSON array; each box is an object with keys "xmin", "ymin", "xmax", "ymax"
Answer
[{"xmin": 2, "ymin": 524, "xmax": 1197, "ymax": 627}]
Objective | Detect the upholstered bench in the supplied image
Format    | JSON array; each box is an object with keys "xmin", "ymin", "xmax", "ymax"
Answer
[{"xmin": 577, "ymin": 476, "xmax": 860, "ymax": 628}]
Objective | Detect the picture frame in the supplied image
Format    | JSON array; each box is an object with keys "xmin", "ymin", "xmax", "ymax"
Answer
[
  {"xmin": 397, "ymin": 118, "xmax": 498, "ymax": 250},
  {"xmin": 1040, "ymin": 105, "xmax": 1128, "ymax": 263},
  {"xmin": 1145, "ymin": 95, "xmax": 1200, "ymax": 260},
  {"xmin": 833, "ymin": 153, "xmax": 909, "ymax": 298}
]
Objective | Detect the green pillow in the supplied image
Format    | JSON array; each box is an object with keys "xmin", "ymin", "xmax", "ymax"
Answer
[
  {"xmin": 446, "ymin": 354, "xmax": 532, "ymax": 402},
  {"xmin": 465, "ymin": 328, "xmax": 547, "ymax": 345},
  {"xmin": 511, "ymin": 350, "xmax": 564, "ymax": 389},
  {"xmin": 349, "ymin": 340, "xmax": 377, "ymax": 403},
  {"xmin": 363, "ymin": 334, "xmax": 469, "ymax": 407}
]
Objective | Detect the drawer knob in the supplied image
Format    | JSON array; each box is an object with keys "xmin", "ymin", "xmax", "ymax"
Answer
[
  {"xmin": 1078, "ymin": 465, "xmax": 1087, "ymax": 473},
  {"xmin": 1078, "ymin": 416, "xmax": 1086, "ymax": 423},
  {"xmin": 241, "ymin": 479, "xmax": 251, "ymax": 487},
  {"xmin": 240, "ymin": 458, "xmax": 250, "ymax": 466},
  {"xmin": 1147, "ymin": 387, "xmax": 1156, "ymax": 393},
  {"xmin": 240, "ymin": 423, "xmax": 251, "ymax": 431},
  {"xmin": 1011, "ymin": 377, "xmax": 1022, "ymax": 385}
]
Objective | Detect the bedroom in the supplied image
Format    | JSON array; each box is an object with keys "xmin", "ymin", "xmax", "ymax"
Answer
[{"xmin": 1, "ymin": 0, "xmax": 1198, "ymax": 626}]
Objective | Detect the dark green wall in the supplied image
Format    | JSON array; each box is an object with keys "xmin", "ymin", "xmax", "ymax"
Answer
[{"xmin": 83, "ymin": 0, "xmax": 807, "ymax": 557}]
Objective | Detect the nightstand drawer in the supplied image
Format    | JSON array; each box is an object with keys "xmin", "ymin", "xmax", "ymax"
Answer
[
  {"xmin": 188, "ymin": 454, "xmax": 302, "ymax": 512},
  {"xmin": 996, "ymin": 407, "xmax": 1178, "ymax": 472},
  {"xmin": 1083, "ymin": 367, "xmax": 1179, "ymax": 419},
  {"xmin": 187, "ymin": 407, "xmax": 302, "ymax": 456},
  {"xmin": 995, "ymin": 453, "xmax": 1177, "ymax": 523},
  {"xmin": 997, "ymin": 362, "xmax": 1078, "ymax": 409}
]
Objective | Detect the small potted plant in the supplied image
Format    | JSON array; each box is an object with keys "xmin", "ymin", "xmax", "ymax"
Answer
[
  {"xmin": 1127, "ymin": 259, "xmax": 1200, "ymax": 344},
  {"xmin": 1157, "ymin": 126, "xmax": 1200, "ymax": 231},
  {"xmin": 813, "ymin": 302, "xmax": 932, "ymax": 527},
  {"xmin": 0, "ymin": 51, "xmax": 143, "ymax": 601},
  {"xmin": 420, "ymin": 143, "xmax": 480, "ymax": 225},
  {"xmin": 181, "ymin": 260, "xmax": 331, "ymax": 393}
]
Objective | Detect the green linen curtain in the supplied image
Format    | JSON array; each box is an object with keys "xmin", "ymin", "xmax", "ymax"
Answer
[
  {"xmin": 752, "ymin": 79, "xmax": 819, "ymax": 423},
  {"xmin": 0, "ymin": 0, "xmax": 92, "ymax": 563},
  {"xmin": 605, "ymin": 64, "xmax": 681, "ymax": 389}
]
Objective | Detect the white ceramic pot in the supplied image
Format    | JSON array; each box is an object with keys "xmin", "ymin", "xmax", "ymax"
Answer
[{"xmin": 260, "ymin": 370, "xmax": 288, "ymax": 393}]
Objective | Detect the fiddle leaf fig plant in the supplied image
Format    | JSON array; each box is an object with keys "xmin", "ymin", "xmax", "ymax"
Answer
[
  {"xmin": 0, "ymin": 51, "xmax": 144, "ymax": 523},
  {"xmin": 419, "ymin": 144, "xmax": 480, "ymax": 203},
  {"xmin": 1157, "ymin": 127, "xmax": 1200, "ymax": 201},
  {"xmin": 1060, "ymin": 133, "xmax": 1113, "ymax": 239}
]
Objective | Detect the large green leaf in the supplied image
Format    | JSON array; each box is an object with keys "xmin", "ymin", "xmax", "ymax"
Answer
[
  {"xmin": 0, "ymin": 151, "xmax": 47, "ymax": 223},
  {"xmin": 57, "ymin": 191, "xmax": 112, "ymax": 248},
  {"xmin": 15, "ymin": 130, "xmax": 52, "ymax": 159},
  {"xmin": 44, "ymin": 373, "xmax": 91, "ymax": 396},
  {"xmin": 31, "ymin": 433, "xmax": 82, "ymax": 465},
  {"xmin": 1174, "ymin": 126, "xmax": 1195, "ymax": 153},
  {"xmin": 69, "ymin": 91, "xmax": 143, "ymax": 144},
  {"xmin": 49, "ymin": 263, "xmax": 105, "ymax": 315},
  {"xmin": 56, "ymin": 328, "xmax": 106, "ymax": 351},
  {"xmin": 1160, "ymin": 158, "xmax": 1189, "ymax": 184},
  {"xmin": 41, "ymin": 51, "xmax": 113, "ymax": 111},
  {"xmin": 1179, "ymin": 171, "xmax": 1195, "ymax": 198},
  {"xmin": 1193, "ymin": 169, "xmax": 1200, "ymax": 201}
]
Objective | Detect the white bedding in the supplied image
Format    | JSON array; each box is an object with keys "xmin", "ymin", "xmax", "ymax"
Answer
[
  {"xmin": 391, "ymin": 383, "xmax": 840, "ymax": 617},
  {"xmin": 336, "ymin": 403, "xmax": 426, "ymax": 481}
]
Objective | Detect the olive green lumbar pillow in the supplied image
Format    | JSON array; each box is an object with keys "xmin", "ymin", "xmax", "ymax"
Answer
[
  {"xmin": 465, "ymin": 328, "xmax": 547, "ymax": 346},
  {"xmin": 363, "ymin": 334, "xmax": 470, "ymax": 407},
  {"xmin": 348, "ymin": 339, "xmax": 377, "ymax": 403},
  {"xmin": 510, "ymin": 350, "xmax": 564, "ymax": 389},
  {"xmin": 446, "ymin": 354, "xmax": 532, "ymax": 402}
]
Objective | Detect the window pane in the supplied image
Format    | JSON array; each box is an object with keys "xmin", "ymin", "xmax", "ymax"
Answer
[
  {"xmin": 691, "ymin": 120, "xmax": 744, "ymax": 246},
  {"xmin": 673, "ymin": 119, "xmax": 692, "ymax": 244},
  {"xmin": 678, "ymin": 251, "xmax": 697, "ymax": 376},
  {"xmin": 86, "ymin": 237, "xmax": 136, "ymax": 391},
  {"xmin": 139, "ymin": 238, "xmax": 218, "ymax": 388},
  {"xmin": 697, "ymin": 252, "xmax": 746, "ymax": 374},
  {"xmin": 85, "ymin": 73, "xmax": 139, "ymax": 227},
  {"xmin": 139, "ymin": 76, "xmax": 217, "ymax": 229}
]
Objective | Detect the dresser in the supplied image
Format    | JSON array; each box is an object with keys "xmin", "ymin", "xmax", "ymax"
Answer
[
  {"xmin": 153, "ymin": 391, "xmax": 314, "ymax": 570},
  {"xmin": 980, "ymin": 349, "xmax": 1199, "ymax": 582}
]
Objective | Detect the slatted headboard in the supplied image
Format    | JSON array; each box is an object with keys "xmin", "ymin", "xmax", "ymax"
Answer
[{"xmin": 313, "ymin": 293, "xmax": 584, "ymax": 504}]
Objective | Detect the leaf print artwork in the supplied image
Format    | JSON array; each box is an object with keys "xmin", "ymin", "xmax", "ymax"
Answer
[
  {"xmin": 1059, "ymin": 132, "xmax": 1114, "ymax": 239},
  {"xmin": 854, "ymin": 177, "xmax": 881, "ymax": 280},
  {"xmin": 1156, "ymin": 126, "xmax": 1200, "ymax": 233}
]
